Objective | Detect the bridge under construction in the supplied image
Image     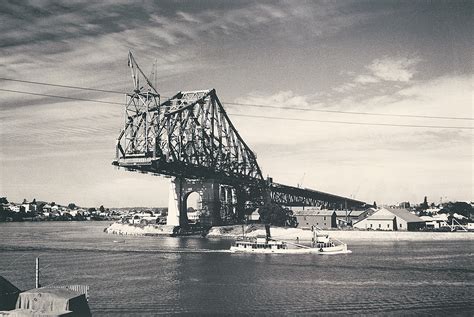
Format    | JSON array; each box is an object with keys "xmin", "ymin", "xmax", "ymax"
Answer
[{"xmin": 113, "ymin": 52, "xmax": 366, "ymax": 227}]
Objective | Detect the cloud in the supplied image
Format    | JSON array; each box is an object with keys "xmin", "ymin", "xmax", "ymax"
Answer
[
  {"xmin": 1, "ymin": 1, "xmax": 471, "ymax": 205},
  {"xmin": 366, "ymin": 56, "xmax": 421, "ymax": 82},
  {"xmin": 234, "ymin": 90, "xmax": 312, "ymax": 109},
  {"xmin": 231, "ymin": 74, "xmax": 472, "ymax": 148},
  {"xmin": 354, "ymin": 74, "xmax": 380, "ymax": 84},
  {"xmin": 231, "ymin": 75, "xmax": 472, "ymax": 202},
  {"xmin": 333, "ymin": 55, "xmax": 422, "ymax": 95}
]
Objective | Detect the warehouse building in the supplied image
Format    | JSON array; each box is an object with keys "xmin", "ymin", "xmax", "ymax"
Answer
[
  {"xmin": 293, "ymin": 208, "xmax": 337, "ymax": 229},
  {"xmin": 353, "ymin": 207, "xmax": 425, "ymax": 231}
]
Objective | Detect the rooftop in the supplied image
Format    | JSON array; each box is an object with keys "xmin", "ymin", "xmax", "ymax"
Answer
[
  {"xmin": 385, "ymin": 207, "xmax": 424, "ymax": 223},
  {"xmin": 293, "ymin": 208, "xmax": 336, "ymax": 216}
]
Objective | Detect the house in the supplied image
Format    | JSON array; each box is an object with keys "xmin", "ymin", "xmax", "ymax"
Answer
[
  {"xmin": 21, "ymin": 203, "xmax": 37, "ymax": 213},
  {"xmin": 8, "ymin": 204, "xmax": 20, "ymax": 213},
  {"xmin": 187, "ymin": 209, "xmax": 201, "ymax": 223},
  {"xmin": 293, "ymin": 208, "xmax": 337, "ymax": 229},
  {"xmin": 246, "ymin": 210, "xmax": 260, "ymax": 222},
  {"xmin": 425, "ymin": 207, "xmax": 442, "ymax": 214},
  {"xmin": 353, "ymin": 207, "xmax": 425, "ymax": 231},
  {"xmin": 420, "ymin": 214, "xmax": 449, "ymax": 229},
  {"xmin": 467, "ymin": 223, "xmax": 474, "ymax": 231}
]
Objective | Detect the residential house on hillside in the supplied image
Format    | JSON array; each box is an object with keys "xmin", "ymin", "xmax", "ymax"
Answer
[
  {"xmin": 21, "ymin": 202, "xmax": 37, "ymax": 213},
  {"xmin": 293, "ymin": 208, "xmax": 336, "ymax": 229},
  {"xmin": 353, "ymin": 207, "xmax": 425, "ymax": 231},
  {"xmin": 7, "ymin": 204, "xmax": 20, "ymax": 213}
]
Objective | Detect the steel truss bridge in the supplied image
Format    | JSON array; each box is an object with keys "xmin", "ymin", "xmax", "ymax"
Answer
[{"xmin": 113, "ymin": 53, "xmax": 366, "ymax": 225}]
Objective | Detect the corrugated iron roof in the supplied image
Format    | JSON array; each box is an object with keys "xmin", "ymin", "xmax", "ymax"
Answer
[
  {"xmin": 366, "ymin": 208, "xmax": 396, "ymax": 220},
  {"xmin": 334, "ymin": 210, "xmax": 367, "ymax": 217},
  {"xmin": 293, "ymin": 209, "xmax": 336, "ymax": 216},
  {"xmin": 385, "ymin": 207, "xmax": 424, "ymax": 223}
]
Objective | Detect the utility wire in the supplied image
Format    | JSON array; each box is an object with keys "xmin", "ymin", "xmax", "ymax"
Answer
[
  {"xmin": 1, "ymin": 77, "xmax": 472, "ymax": 121},
  {"xmin": 1, "ymin": 88, "xmax": 472, "ymax": 130},
  {"xmin": 226, "ymin": 102, "xmax": 474, "ymax": 121},
  {"xmin": 227, "ymin": 113, "xmax": 473, "ymax": 130},
  {"xmin": 0, "ymin": 88, "xmax": 122, "ymax": 105},
  {"xmin": 0, "ymin": 77, "xmax": 124, "ymax": 95}
]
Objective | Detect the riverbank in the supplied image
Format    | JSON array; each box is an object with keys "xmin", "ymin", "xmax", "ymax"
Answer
[
  {"xmin": 105, "ymin": 222, "xmax": 473, "ymax": 241},
  {"xmin": 208, "ymin": 224, "xmax": 474, "ymax": 241},
  {"xmin": 105, "ymin": 222, "xmax": 175, "ymax": 236}
]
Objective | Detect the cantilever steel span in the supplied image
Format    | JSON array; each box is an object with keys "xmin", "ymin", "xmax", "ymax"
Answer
[{"xmin": 113, "ymin": 52, "xmax": 366, "ymax": 214}]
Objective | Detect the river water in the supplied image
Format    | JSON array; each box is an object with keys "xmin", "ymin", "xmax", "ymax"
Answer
[{"xmin": 0, "ymin": 222, "xmax": 472, "ymax": 316}]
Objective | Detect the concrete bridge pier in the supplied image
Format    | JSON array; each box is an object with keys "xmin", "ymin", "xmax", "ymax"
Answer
[{"xmin": 166, "ymin": 177, "xmax": 224, "ymax": 227}]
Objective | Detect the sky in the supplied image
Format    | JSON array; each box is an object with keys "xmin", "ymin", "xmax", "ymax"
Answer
[{"xmin": 0, "ymin": 0, "xmax": 472, "ymax": 207}]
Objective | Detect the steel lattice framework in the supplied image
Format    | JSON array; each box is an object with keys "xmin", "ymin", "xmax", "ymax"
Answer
[
  {"xmin": 113, "ymin": 52, "xmax": 366, "ymax": 210},
  {"xmin": 114, "ymin": 53, "xmax": 263, "ymax": 186}
]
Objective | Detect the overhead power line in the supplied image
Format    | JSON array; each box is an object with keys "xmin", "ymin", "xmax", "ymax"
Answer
[
  {"xmin": 226, "ymin": 102, "xmax": 473, "ymax": 121},
  {"xmin": 0, "ymin": 87, "xmax": 472, "ymax": 130},
  {"xmin": 228, "ymin": 113, "xmax": 473, "ymax": 130},
  {"xmin": 0, "ymin": 77, "xmax": 124, "ymax": 95},
  {"xmin": 0, "ymin": 88, "xmax": 122, "ymax": 106},
  {"xmin": 1, "ymin": 77, "xmax": 472, "ymax": 121}
]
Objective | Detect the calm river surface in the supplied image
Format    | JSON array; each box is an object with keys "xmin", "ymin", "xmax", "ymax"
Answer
[{"xmin": 0, "ymin": 222, "xmax": 472, "ymax": 316}]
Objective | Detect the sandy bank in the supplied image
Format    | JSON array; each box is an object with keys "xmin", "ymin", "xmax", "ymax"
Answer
[
  {"xmin": 105, "ymin": 222, "xmax": 473, "ymax": 241},
  {"xmin": 207, "ymin": 225, "xmax": 474, "ymax": 242},
  {"xmin": 105, "ymin": 222, "xmax": 174, "ymax": 236}
]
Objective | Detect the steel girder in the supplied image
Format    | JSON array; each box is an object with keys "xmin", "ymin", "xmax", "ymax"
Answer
[
  {"xmin": 113, "ymin": 53, "xmax": 367, "ymax": 211},
  {"xmin": 114, "ymin": 88, "xmax": 264, "ymax": 186},
  {"xmin": 269, "ymin": 182, "xmax": 366, "ymax": 209}
]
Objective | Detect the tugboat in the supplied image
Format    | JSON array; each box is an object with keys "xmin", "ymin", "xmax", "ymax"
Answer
[{"xmin": 230, "ymin": 225, "xmax": 351, "ymax": 254}]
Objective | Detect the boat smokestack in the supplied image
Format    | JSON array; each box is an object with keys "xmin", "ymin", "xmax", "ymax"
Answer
[
  {"xmin": 265, "ymin": 224, "xmax": 271, "ymax": 240},
  {"xmin": 35, "ymin": 257, "xmax": 39, "ymax": 289}
]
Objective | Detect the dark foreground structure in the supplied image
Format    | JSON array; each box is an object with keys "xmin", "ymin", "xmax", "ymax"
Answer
[{"xmin": 0, "ymin": 276, "xmax": 91, "ymax": 317}]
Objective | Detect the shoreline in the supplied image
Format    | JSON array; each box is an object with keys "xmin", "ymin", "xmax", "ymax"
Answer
[
  {"xmin": 105, "ymin": 223, "xmax": 473, "ymax": 241},
  {"xmin": 105, "ymin": 222, "xmax": 175, "ymax": 236}
]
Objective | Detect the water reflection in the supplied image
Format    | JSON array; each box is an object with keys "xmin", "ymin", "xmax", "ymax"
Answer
[{"xmin": 0, "ymin": 222, "xmax": 472, "ymax": 316}]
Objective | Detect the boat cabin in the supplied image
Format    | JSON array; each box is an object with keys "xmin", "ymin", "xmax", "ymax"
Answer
[{"xmin": 234, "ymin": 236, "xmax": 287, "ymax": 250}]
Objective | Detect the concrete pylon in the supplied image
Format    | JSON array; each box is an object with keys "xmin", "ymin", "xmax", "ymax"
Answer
[
  {"xmin": 166, "ymin": 179, "xmax": 181, "ymax": 226},
  {"xmin": 166, "ymin": 177, "xmax": 233, "ymax": 227}
]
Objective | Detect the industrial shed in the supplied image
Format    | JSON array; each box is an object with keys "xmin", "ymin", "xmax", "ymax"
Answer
[
  {"xmin": 353, "ymin": 207, "xmax": 425, "ymax": 231},
  {"xmin": 293, "ymin": 208, "xmax": 337, "ymax": 229}
]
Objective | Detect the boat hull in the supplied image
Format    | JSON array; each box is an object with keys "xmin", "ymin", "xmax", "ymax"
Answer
[{"xmin": 229, "ymin": 245, "xmax": 351, "ymax": 255}]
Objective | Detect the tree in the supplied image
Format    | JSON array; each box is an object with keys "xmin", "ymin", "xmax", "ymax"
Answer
[
  {"xmin": 0, "ymin": 197, "xmax": 8, "ymax": 220},
  {"xmin": 440, "ymin": 202, "xmax": 473, "ymax": 221},
  {"xmin": 258, "ymin": 202, "xmax": 297, "ymax": 228},
  {"xmin": 421, "ymin": 196, "xmax": 429, "ymax": 209}
]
